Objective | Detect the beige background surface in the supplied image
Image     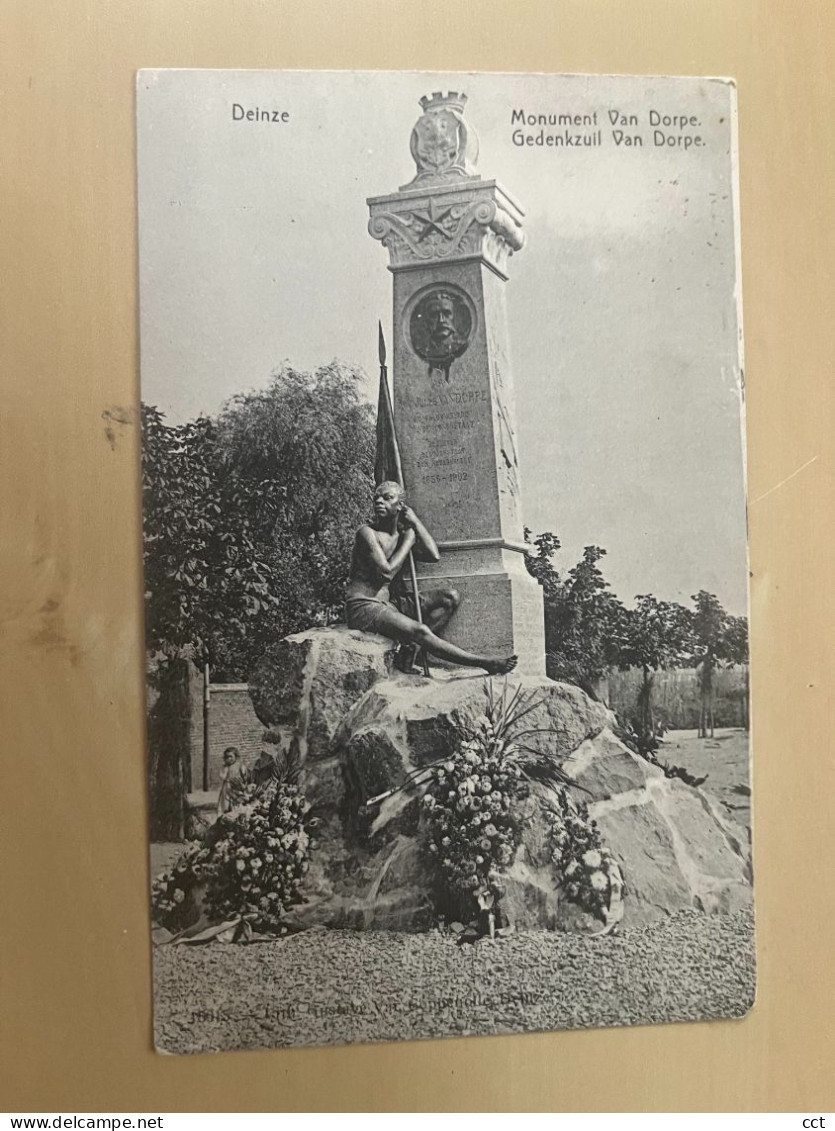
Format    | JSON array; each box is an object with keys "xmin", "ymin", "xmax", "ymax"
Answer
[{"xmin": 1, "ymin": 0, "xmax": 832, "ymax": 1113}]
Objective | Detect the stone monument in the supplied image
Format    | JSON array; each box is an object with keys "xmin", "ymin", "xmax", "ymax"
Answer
[
  {"xmin": 368, "ymin": 92, "xmax": 546, "ymax": 675},
  {"xmin": 243, "ymin": 92, "xmax": 750, "ymax": 937}
]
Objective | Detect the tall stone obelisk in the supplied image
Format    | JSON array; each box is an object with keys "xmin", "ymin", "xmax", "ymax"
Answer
[{"xmin": 368, "ymin": 92, "xmax": 545, "ymax": 674}]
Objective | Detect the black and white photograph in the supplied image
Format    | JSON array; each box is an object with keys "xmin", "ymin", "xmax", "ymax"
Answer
[{"xmin": 138, "ymin": 69, "xmax": 753, "ymax": 1055}]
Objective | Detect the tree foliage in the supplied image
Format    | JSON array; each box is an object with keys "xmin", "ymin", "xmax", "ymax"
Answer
[
  {"xmin": 549, "ymin": 546, "xmax": 626, "ymax": 690},
  {"xmin": 523, "ymin": 527, "xmax": 562, "ymax": 600},
  {"xmin": 721, "ymin": 613, "xmax": 749, "ymax": 666},
  {"xmin": 690, "ymin": 591, "xmax": 749, "ymax": 736},
  {"xmin": 213, "ymin": 362, "xmax": 375, "ymax": 677},
  {"xmin": 525, "ymin": 533, "xmax": 626, "ymax": 695},
  {"xmin": 723, "ymin": 614, "xmax": 750, "ymax": 729},
  {"xmin": 619, "ymin": 594, "xmax": 693, "ymax": 676},
  {"xmin": 616, "ymin": 594, "xmax": 693, "ymax": 742},
  {"xmin": 142, "ymin": 362, "xmax": 375, "ymax": 681},
  {"xmin": 524, "ymin": 532, "xmax": 750, "ymax": 742},
  {"xmin": 141, "ymin": 404, "xmax": 276, "ymax": 665}
]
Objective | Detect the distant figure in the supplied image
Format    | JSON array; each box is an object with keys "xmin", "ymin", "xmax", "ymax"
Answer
[
  {"xmin": 217, "ymin": 747, "xmax": 249, "ymax": 815},
  {"xmin": 345, "ymin": 480, "xmax": 517, "ymax": 675}
]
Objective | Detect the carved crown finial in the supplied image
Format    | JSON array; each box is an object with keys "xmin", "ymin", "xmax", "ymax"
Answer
[
  {"xmin": 407, "ymin": 91, "xmax": 478, "ymax": 186},
  {"xmin": 419, "ymin": 91, "xmax": 468, "ymax": 115}
]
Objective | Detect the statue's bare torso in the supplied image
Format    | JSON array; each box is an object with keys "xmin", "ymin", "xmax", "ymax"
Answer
[{"xmin": 345, "ymin": 482, "xmax": 516, "ymax": 675}]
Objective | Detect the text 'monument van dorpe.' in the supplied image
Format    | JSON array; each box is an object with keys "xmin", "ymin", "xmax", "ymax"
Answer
[{"xmin": 510, "ymin": 108, "xmax": 708, "ymax": 150}]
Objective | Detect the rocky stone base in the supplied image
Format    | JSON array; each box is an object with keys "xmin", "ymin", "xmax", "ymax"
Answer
[{"xmin": 249, "ymin": 626, "xmax": 753, "ymax": 933}]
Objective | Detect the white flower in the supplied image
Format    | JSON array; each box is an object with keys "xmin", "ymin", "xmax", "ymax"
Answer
[
  {"xmin": 173, "ymin": 888, "xmax": 185, "ymax": 904},
  {"xmin": 236, "ymin": 859, "xmax": 246, "ymax": 872},
  {"xmin": 582, "ymin": 850, "xmax": 602, "ymax": 869},
  {"xmin": 565, "ymin": 860, "xmax": 579, "ymax": 877},
  {"xmin": 590, "ymin": 870, "xmax": 608, "ymax": 891},
  {"xmin": 444, "ymin": 762, "xmax": 455, "ymax": 773}
]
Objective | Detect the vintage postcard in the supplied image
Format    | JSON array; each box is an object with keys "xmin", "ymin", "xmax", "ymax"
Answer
[{"xmin": 138, "ymin": 69, "xmax": 752, "ymax": 1054}]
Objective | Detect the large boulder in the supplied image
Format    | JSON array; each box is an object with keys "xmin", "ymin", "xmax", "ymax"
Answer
[
  {"xmin": 249, "ymin": 626, "xmax": 397, "ymax": 816},
  {"xmin": 336, "ymin": 670, "xmax": 611, "ymax": 808},
  {"xmin": 249, "ymin": 629, "xmax": 753, "ymax": 933},
  {"xmin": 250, "ymin": 626, "xmax": 397, "ymax": 760}
]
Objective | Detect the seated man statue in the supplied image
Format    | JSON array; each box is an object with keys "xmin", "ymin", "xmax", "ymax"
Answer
[{"xmin": 345, "ymin": 480, "xmax": 517, "ymax": 675}]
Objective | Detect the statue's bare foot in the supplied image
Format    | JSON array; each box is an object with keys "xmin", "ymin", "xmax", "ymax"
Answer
[{"xmin": 482, "ymin": 655, "xmax": 518, "ymax": 676}]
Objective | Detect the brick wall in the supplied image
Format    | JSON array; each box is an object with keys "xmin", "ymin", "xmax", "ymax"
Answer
[{"xmin": 189, "ymin": 682, "xmax": 266, "ymax": 791}]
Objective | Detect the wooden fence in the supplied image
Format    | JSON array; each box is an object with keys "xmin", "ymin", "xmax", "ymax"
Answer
[{"xmin": 606, "ymin": 665, "xmax": 749, "ymax": 730}]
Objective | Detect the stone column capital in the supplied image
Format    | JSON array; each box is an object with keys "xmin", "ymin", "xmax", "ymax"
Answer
[{"xmin": 367, "ymin": 179, "xmax": 525, "ymax": 280}]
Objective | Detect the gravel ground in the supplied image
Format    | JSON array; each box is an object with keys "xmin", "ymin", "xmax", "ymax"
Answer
[
  {"xmin": 660, "ymin": 728, "xmax": 752, "ymax": 837},
  {"xmin": 154, "ymin": 908, "xmax": 755, "ymax": 1055}
]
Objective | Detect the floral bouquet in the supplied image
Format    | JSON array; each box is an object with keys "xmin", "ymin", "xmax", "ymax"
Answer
[
  {"xmin": 422, "ymin": 724, "xmax": 525, "ymax": 920},
  {"xmin": 419, "ymin": 681, "xmax": 625, "ymax": 933},
  {"xmin": 421, "ymin": 680, "xmax": 553, "ymax": 922},
  {"xmin": 151, "ymin": 842, "xmax": 208, "ymax": 932},
  {"xmin": 546, "ymin": 787, "xmax": 623, "ymax": 924},
  {"xmin": 151, "ymin": 783, "xmax": 311, "ymax": 937}
]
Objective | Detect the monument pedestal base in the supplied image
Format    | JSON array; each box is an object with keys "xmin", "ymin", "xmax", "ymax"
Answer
[{"xmin": 414, "ymin": 541, "xmax": 545, "ymax": 675}]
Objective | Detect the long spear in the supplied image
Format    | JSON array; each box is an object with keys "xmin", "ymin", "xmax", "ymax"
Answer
[{"xmin": 378, "ymin": 322, "xmax": 431, "ymax": 678}]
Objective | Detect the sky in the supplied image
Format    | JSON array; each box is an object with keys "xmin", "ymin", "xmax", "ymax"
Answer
[{"xmin": 138, "ymin": 69, "xmax": 748, "ymax": 615}]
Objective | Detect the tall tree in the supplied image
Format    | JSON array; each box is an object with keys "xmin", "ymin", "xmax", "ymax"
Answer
[
  {"xmin": 142, "ymin": 404, "xmax": 278, "ymax": 832},
  {"xmin": 547, "ymin": 546, "xmax": 626, "ymax": 697},
  {"xmin": 524, "ymin": 533, "xmax": 625, "ymax": 698},
  {"xmin": 214, "ymin": 361, "xmax": 375, "ymax": 677},
  {"xmin": 619, "ymin": 595, "xmax": 693, "ymax": 741},
  {"xmin": 142, "ymin": 361, "xmax": 376, "ymax": 831},
  {"xmin": 722, "ymin": 614, "xmax": 750, "ymax": 729},
  {"xmin": 142, "ymin": 405, "xmax": 277, "ymax": 666},
  {"xmin": 691, "ymin": 590, "xmax": 729, "ymax": 738}
]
